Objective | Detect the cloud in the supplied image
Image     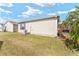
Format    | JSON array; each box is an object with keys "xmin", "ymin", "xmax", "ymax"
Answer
[
  {"xmin": 48, "ymin": 8, "xmax": 76, "ymax": 16},
  {"xmin": 57, "ymin": 10, "xmax": 68, "ymax": 14},
  {"xmin": 18, "ymin": 6, "xmax": 42, "ymax": 18},
  {"xmin": 57, "ymin": 8, "xmax": 76, "ymax": 14},
  {"xmin": 24, "ymin": 6, "xmax": 42, "ymax": 15},
  {"xmin": 0, "ymin": 17, "xmax": 7, "ymax": 23},
  {"xmin": 0, "ymin": 8, "xmax": 4, "ymax": 12},
  {"xmin": 35, "ymin": 3, "xmax": 56, "ymax": 7},
  {"xmin": 69, "ymin": 8, "xmax": 76, "ymax": 12},
  {"xmin": 18, "ymin": 14, "xmax": 29, "ymax": 18},
  {"xmin": 48, "ymin": 11, "xmax": 68, "ymax": 16},
  {"xmin": 48, "ymin": 13, "xmax": 57, "ymax": 16},
  {"xmin": 0, "ymin": 3, "xmax": 13, "ymax": 7},
  {"xmin": 0, "ymin": 8, "xmax": 12, "ymax": 14}
]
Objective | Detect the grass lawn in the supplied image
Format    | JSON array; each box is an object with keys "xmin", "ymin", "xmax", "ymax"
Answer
[{"xmin": 0, "ymin": 32, "xmax": 77, "ymax": 56}]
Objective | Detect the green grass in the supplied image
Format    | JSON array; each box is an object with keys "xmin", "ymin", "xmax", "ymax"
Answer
[{"xmin": 0, "ymin": 32, "xmax": 77, "ymax": 56}]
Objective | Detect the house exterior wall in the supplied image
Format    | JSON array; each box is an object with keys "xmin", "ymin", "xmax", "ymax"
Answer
[
  {"xmin": 18, "ymin": 18, "xmax": 58, "ymax": 37},
  {"xmin": 5, "ymin": 22, "xmax": 13, "ymax": 32},
  {"xmin": 0, "ymin": 29, "xmax": 2, "ymax": 31},
  {"xmin": 18, "ymin": 24, "xmax": 24, "ymax": 33},
  {"xmin": 13, "ymin": 24, "xmax": 18, "ymax": 32},
  {"xmin": 25, "ymin": 23, "xmax": 31, "ymax": 33},
  {"xmin": 30, "ymin": 19, "xmax": 57, "ymax": 37},
  {"xmin": 0, "ymin": 24, "xmax": 3, "ymax": 31},
  {"xmin": 18, "ymin": 23, "xmax": 31, "ymax": 34}
]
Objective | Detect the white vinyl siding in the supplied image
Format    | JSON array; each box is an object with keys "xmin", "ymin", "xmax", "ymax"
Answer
[
  {"xmin": 18, "ymin": 18, "xmax": 58, "ymax": 37},
  {"xmin": 29, "ymin": 19, "xmax": 57, "ymax": 37},
  {"xmin": 5, "ymin": 22, "xmax": 13, "ymax": 32},
  {"xmin": 0, "ymin": 24, "xmax": 3, "ymax": 31}
]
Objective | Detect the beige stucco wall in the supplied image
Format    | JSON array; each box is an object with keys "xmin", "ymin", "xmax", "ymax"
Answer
[
  {"xmin": 5, "ymin": 22, "xmax": 13, "ymax": 32},
  {"xmin": 18, "ymin": 18, "xmax": 58, "ymax": 37}
]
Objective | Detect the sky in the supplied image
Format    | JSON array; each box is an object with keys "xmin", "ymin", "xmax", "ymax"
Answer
[{"xmin": 0, "ymin": 3, "xmax": 79, "ymax": 23}]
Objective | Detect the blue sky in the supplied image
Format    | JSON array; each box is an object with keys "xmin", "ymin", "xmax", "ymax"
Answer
[{"xmin": 0, "ymin": 3, "xmax": 79, "ymax": 23}]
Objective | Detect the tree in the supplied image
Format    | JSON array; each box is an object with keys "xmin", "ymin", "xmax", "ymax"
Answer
[{"xmin": 65, "ymin": 7, "xmax": 79, "ymax": 49}]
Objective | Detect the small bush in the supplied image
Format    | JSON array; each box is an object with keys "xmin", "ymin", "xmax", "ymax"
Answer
[{"xmin": 64, "ymin": 39, "xmax": 79, "ymax": 51}]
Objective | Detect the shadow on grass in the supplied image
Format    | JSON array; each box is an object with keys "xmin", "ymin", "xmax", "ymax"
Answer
[{"xmin": 0, "ymin": 41, "xmax": 4, "ymax": 50}]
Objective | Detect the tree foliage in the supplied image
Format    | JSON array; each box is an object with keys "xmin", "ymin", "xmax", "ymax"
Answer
[{"xmin": 65, "ymin": 7, "xmax": 79, "ymax": 49}]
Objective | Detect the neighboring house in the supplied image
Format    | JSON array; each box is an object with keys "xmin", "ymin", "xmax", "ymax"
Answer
[
  {"xmin": 4, "ymin": 21, "xmax": 18, "ymax": 32},
  {"xmin": 0, "ymin": 23, "xmax": 4, "ymax": 31},
  {"xmin": 18, "ymin": 16, "xmax": 59, "ymax": 37}
]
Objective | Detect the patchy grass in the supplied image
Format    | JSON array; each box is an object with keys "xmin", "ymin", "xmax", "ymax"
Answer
[{"xmin": 0, "ymin": 32, "xmax": 77, "ymax": 56}]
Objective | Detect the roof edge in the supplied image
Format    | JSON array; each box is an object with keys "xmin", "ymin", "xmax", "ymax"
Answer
[{"xmin": 18, "ymin": 16, "xmax": 59, "ymax": 24}]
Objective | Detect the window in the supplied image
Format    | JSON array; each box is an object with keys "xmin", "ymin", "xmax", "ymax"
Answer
[{"xmin": 20, "ymin": 23, "xmax": 25, "ymax": 30}]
